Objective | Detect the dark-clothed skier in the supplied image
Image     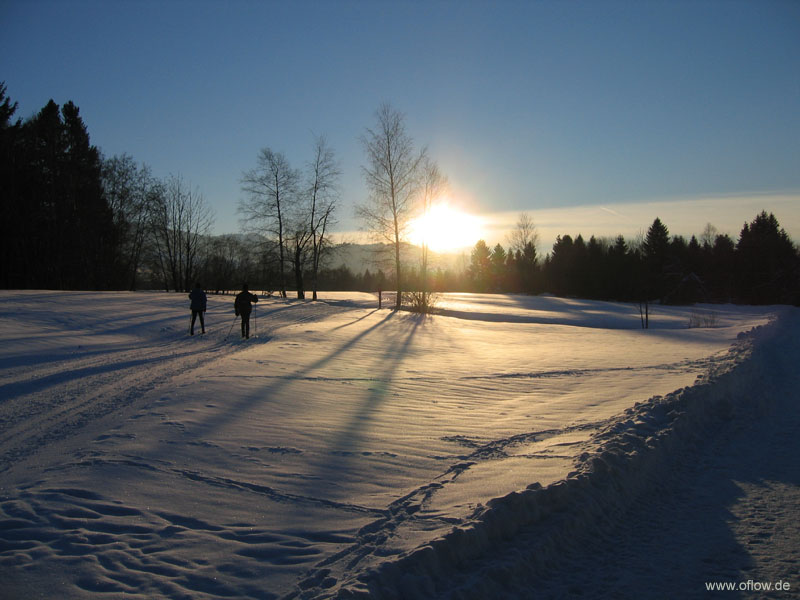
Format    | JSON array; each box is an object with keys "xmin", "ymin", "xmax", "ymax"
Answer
[
  {"xmin": 189, "ymin": 282, "xmax": 207, "ymax": 335},
  {"xmin": 234, "ymin": 284, "xmax": 259, "ymax": 339}
]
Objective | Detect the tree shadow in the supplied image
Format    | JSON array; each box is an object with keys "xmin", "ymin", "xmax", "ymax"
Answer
[
  {"xmin": 329, "ymin": 309, "xmax": 380, "ymax": 331},
  {"xmin": 302, "ymin": 314, "xmax": 425, "ymax": 497},
  {"xmin": 187, "ymin": 311, "xmax": 401, "ymax": 442}
]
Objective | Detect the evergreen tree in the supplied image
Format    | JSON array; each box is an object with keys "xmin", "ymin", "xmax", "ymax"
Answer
[
  {"xmin": 469, "ymin": 240, "xmax": 492, "ymax": 292},
  {"xmin": 643, "ymin": 217, "xmax": 670, "ymax": 259},
  {"xmin": 585, "ymin": 236, "xmax": 605, "ymax": 298},
  {"xmin": 608, "ymin": 235, "xmax": 633, "ymax": 301},
  {"xmin": 735, "ymin": 211, "xmax": 797, "ymax": 304},
  {"xmin": 709, "ymin": 234, "xmax": 736, "ymax": 302},
  {"xmin": 642, "ymin": 217, "xmax": 671, "ymax": 300},
  {"xmin": 60, "ymin": 101, "xmax": 119, "ymax": 288},
  {"xmin": 547, "ymin": 235, "xmax": 575, "ymax": 296},
  {"xmin": 0, "ymin": 83, "xmax": 22, "ymax": 288},
  {"xmin": 6, "ymin": 96, "xmax": 118, "ymax": 289},
  {"xmin": 518, "ymin": 241, "xmax": 538, "ymax": 294},
  {"xmin": 490, "ymin": 243, "xmax": 507, "ymax": 291}
]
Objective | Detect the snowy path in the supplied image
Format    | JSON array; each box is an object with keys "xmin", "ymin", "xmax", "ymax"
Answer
[
  {"xmin": 0, "ymin": 291, "xmax": 789, "ymax": 599},
  {"xmin": 0, "ymin": 292, "xmax": 355, "ymax": 474}
]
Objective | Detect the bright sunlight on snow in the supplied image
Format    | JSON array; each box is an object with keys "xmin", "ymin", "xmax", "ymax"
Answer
[{"xmin": 1, "ymin": 291, "xmax": 797, "ymax": 599}]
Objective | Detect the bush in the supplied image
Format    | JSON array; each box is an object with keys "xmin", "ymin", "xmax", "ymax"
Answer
[
  {"xmin": 402, "ymin": 291, "xmax": 440, "ymax": 314},
  {"xmin": 688, "ymin": 309, "xmax": 718, "ymax": 328}
]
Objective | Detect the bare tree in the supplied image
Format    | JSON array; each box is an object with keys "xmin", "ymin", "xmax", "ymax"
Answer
[
  {"xmin": 358, "ymin": 103, "xmax": 426, "ymax": 309},
  {"xmin": 149, "ymin": 175, "xmax": 214, "ymax": 292},
  {"xmin": 240, "ymin": 149, "xmax": 299, "ymax": 298},
  {"xmin": 700, "ymin": 222, "xmax": 718, "ymax": 248},
  {"xmin": 102, "ymin": 154, "xmax": 159, "ymax": 290},
  {"xmin": 304, "ymin": 134, "xmax": 340, "ymax": 300},
  {"xmin": 506, "ymin": 212, "xmax": 540, "ymax": 256}
]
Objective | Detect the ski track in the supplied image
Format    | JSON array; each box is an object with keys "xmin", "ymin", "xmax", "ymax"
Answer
[
  {"xmin": 0, "ymin": 291, "xmax": 792, "ymax": 599},
  {"xmin": 0, "ymin": 297, "xmax": 348, "ymax": 474}
]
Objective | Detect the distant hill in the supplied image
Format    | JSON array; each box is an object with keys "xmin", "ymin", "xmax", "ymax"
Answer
[{"xmin": 325, "ymin": 242, "xmax": 470, "ymax": 274}]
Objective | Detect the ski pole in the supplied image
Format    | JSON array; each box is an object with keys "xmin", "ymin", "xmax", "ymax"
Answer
[
  {"xmin": 253, "ymin": 302, "xmax": 257, "ymax": 337},
  {"xmin": 224, "ymin": 314, "xmax": 238, "ymax": 341}
]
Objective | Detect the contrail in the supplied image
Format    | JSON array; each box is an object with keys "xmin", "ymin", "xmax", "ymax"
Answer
[{"xmin": 598, "ymin": 206, "xmax": 633, "ymax": 222}]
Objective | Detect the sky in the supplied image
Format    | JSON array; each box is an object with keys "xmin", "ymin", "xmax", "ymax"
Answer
[{"xmin": 2, "ymin": 0, "xmax": 799, "ymax": 252}]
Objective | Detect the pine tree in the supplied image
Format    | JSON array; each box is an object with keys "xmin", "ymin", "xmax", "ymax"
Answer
[
  {"xmin": 61, "ymin": 101, "xmax": 118, "ymax": 288},
  {"xmin": 5, "ymin": 95, "xmax": 119, "ymax": 289},
  {"xmin": 736, "ymin": 212, "xmax": 797, "ymax": 304},
  {"xmin": 469, "ymin": 240, "xmax": 492, "ymax": 292},
  {"xmin": 0, "ymin": 83, "xmax": 21, "ymax": 287},
  {"xmin": 710, "ymin": 234, "xmax": 735, "ymax": 302},
  {"xmin": 642, "ymin": 217, "xmax": 671, "ymax": 300},
  {"xmin": 490, "ymin": 243, "xmax": 507, "ymax": 291}
]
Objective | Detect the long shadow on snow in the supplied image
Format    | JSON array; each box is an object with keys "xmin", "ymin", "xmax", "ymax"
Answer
[
  {"xmin": 357, "ymin": 309, "xmax": 800, "ymax": 599},
  {"xmin": 436, "ymin": 294, "xmax": 732, "ymax": 331},
  {"xmin": 329, "ymin": 308, "xmax": 380, "ymax": 331},
  {"xmin": 187, "ymin": 310, "xmax": 401, "ymax": 441},
  {"xmin": 300, "ymin": 314, "xmax": 424, "ymax": 499}
]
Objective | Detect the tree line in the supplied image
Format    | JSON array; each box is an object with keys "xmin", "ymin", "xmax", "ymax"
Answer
[
  {"xmin": 305, "ymin": 209, "xmax": 799, "ymax": 309},
  {"xmin": 2, "ymin": 84, "xmax": 797, "ymax": 306},
  {"xmin": 0, "ymin": 83, "xmax": 340, "ymax": 294},
  {"xmin": 462, "ymin": 212, "xmax": 798, "ymax": 306},
  {"xmin": 1, "ymin": 83, "xmax": 216, "ymax": 291}
]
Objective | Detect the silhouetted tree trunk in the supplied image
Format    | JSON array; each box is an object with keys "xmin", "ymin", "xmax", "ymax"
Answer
[
  {"xmin": 358, "ymin": 103, "xmax": 425, "ymax": 309},
  {"xmin": 305, "ymin": 134, "xmax": 340, "ymax": 300}
]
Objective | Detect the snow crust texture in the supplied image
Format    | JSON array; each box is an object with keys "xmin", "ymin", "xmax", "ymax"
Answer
[
  {"xmin": 0, "ymin": 291, "xmax": 795, "ymax": 599},
  {"xmin": 321, "ymin": 310, "xmax": 800, "ymax": 599}
]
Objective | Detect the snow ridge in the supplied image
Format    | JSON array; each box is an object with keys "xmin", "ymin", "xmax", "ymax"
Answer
[{"xmin": 303, "ymin": 313, "xmax": 788, "ymax": 599}]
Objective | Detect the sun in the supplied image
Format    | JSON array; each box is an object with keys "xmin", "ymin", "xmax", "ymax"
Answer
[{"xmin": 408, "ymin": 202, "xmax": 483, "ymax": 252}]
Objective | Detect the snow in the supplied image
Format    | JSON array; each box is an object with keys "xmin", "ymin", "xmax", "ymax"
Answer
[{"xmin": 0, "ymin": 290, "xmax": 796, "ymax": 598}]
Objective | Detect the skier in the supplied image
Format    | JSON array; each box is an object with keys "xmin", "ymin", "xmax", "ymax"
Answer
[
  {"xmin": 188, "ymin": 282, "xmax": 207, "ymax": 335},
  {"xmin": 234, "ymin": 283, "xmax": 259, "ymax": 339}
]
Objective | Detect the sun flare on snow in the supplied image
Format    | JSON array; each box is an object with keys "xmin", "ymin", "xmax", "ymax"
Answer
[{"xmin": 408, "ymin": 203, "xmax": 483, "ymax": 252}]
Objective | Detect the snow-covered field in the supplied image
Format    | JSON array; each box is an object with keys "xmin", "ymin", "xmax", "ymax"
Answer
[{"xmin": 0, "ymin": 290, "xmax": 797, "ymax": 599}]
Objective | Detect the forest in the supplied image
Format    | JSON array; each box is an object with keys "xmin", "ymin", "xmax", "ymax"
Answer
[{"xmin": 2, "ymin": 84, "xmax": 798, "ymax": 306}]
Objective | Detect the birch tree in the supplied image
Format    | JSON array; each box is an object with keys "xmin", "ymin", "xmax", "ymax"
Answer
[
  {"xmin": 358, "ymin": 103, "xmax": 425, "ymax": 309},
  {"xmin": 305, "ymin": 134, "xmax": 340, "ymax": 300}
]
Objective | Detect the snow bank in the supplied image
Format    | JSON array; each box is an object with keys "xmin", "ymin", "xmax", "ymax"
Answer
[{"xmin": 316, "ymin": 310, "xmax": 793, "ymax": 599}]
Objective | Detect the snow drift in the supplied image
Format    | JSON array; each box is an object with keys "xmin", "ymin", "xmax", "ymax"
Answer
[{"xmin": 306, "ymin": 309, "xmax": 795, "ymax": 599}]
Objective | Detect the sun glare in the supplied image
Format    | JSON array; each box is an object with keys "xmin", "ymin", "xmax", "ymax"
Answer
[{"xmin": 409, "ymin": 202, "xmax": 483, "ymax": 252}]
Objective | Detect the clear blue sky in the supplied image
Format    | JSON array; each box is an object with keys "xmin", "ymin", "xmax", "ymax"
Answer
[{"xmin": 3, "ymin": 0, "xmax": 799, "ymax": 248}]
